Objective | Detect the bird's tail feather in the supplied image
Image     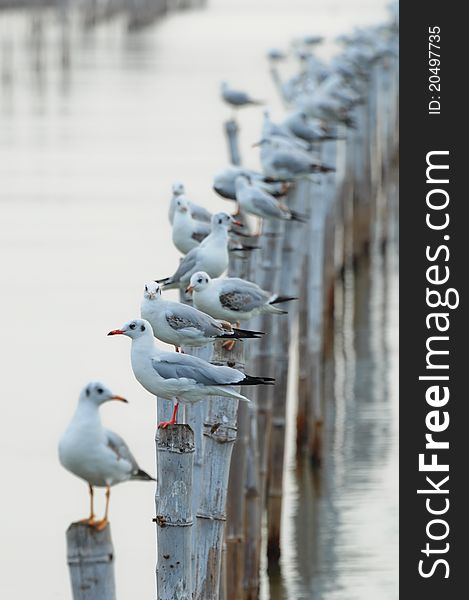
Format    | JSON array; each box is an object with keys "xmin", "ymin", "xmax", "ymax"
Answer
[
  {"xmin": 217, "ymin": 327, "xmax": 264, "ymax": 340},
  {"xmin": 238, "ymin": 374, "xmax": 275, "ymax": 386},
  {"xmin": 290, "ymin": 210, "xmax": 308, "ymax": 223},
  {"xmin": 270, "ymin": 295, "xmax": 297, "ymax": 305},
  {"xmin": 132, "ymin": 469, "xmax": 155, "ymax": 482}
]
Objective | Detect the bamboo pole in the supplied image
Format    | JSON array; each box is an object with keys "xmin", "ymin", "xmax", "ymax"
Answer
[
  {"xmin": 224, "ymin": 242, "xmax": 252, "ymax": 600},
  {"xmin": 155, "ymin": 424, "xmax": 194, "ymax": 600},
  {"xmin": 224, "ymin": 119, "xmax": 241, "ymax": 166},
  {"xmin": 266, "ymin": 182, "xmax": 307, "ymax": 561},
  {"xmin": 194, "ymin": 340, "xmax": 244, "ymax": 600},
  {"xmin": 243, "ymin": 217, "xmax": 284, "ymax": 583},
  {"xmin": 66, "ymin": 522, "xmax": 116, "ymax": 600}
]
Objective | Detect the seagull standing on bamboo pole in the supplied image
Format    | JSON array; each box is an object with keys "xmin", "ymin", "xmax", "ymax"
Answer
[
  {"xmin": 221, "ymin": 81, "xmax": 264, "ymax": 113},
  {"xmin": 156, "ymin": 212, "xmax": 241, "ymax": 290},
  {"xmin": 256, "ymin": 137, "xmax": 334, "ymax": 180},
  {"xmin": 234, "ymin": 175, "xmax": 307, "ymax": 225},
  {"xmin": 58, "ymin": 382, "xmax": 154, "ymax": 530},
  {"xmin": 213, "ymin": 166, "xmax": 289, "ymax": 201},
  {"xmin": 168, "ymin": 181, "xmax": 212, "ymax": 225},
  {"xmin": 140, "ymin": 281, "xmax": 263, "ymax": 351},
  {"xmin": 108, "ymin": 318, "xmax": 274, "ymax": 428},
  {"xmin": 187, "ymin": 271, "xmax": 296, "ymax": 323}
]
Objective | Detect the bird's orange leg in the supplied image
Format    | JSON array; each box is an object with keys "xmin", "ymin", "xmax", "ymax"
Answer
[
  {"xmin": 79, "ymin": 484, "xmax": 96, "ymax": 526},
  {"xmin": 222, "ymin": 321, "xmax": 241, "ymax": 351},
  {"xmin": 94, "ymin": 486, "xmax": 110, "ymax": 531},
  {"xmin": 222, "ymin": 339, "xmax": 236, "ymax": 351},
  {"xmin": 158, "ymin": 400, "xmax": 179, "ymax": 429}
]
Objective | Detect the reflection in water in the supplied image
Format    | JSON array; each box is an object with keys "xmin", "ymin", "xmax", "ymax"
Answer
[
  {"xmin": 276, "ymin": 218, "xmax": 398, "ymax": 599},
  {"xmin": 1, "ymin": 2, "xmax": 397, "ymax": 599}
]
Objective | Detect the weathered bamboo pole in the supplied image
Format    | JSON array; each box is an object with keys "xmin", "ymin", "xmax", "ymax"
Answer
[
  {"xmin": 304, "ymin": 180, "xmax": 328, "ymax": 465},
  {"xmin": 244, "ymin": 217, "xmax": 284, "ymax": 583},
  {"xmin": 66, "ymin": 523, "xmax": 116, "ymax": 600},
  {"xmin": 194, "ymin": 340, "xmax": 244, "ymax": 600},
  {"xmin": 241, "ymin": 250, "xmax": 262, "ymax": 600},
  {"xmin": 266, "ymin": 181, "xmax": 307, "ymax": 561},
  {"xmin": 225, "ymin": 244, "xmax": 252, "ymax": 600},
  {"xmin": 224, "ymin": 119, "xmax": 241, "ymax": 166},
  {"xmin": 155, "ymin": 424, "xmax": 194, "ymax": 600}
]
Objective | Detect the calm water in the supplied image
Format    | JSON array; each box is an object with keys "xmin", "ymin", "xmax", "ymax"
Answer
[{"xmin": 0, "ymin": 1, "xmax": 397, "ymax": 598}]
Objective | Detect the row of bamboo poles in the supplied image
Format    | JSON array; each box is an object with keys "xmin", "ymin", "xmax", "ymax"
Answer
[{"xmin": 65, "ymin": 7, "xmax": 399, "ymax": 600}]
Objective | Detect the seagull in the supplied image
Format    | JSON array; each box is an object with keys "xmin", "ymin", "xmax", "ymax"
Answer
[
  {"xmin": 107, "ymin": 319, "xmax": 274, "ymax": 428},
  {"xmin": 235, "ymin": 175, "xmax": 306, "ymax": 224},
  {"xmin": 267, "ymin": 48, "xmax": 287, "ymax": 61},
  {"xmin": 172, "ymin": 195, "xmax": 211, "ymax": 255},
  {"xmin": 283, "ymin": 111, "xmax": 340, "ymax": 144},
  {"xmin": 187, "ymin": 271, "xmax": 296, "ymax": 323},
  {"xmin": 140, "ymin": 281, "xmax": 262, "ymax": 351},
  {"xmin": 168, "ymin": 181, "xmax": 212, "ymax": 225},
  {"xmin": 157, "ymin": 212, "xmax": 236, "ymax": 289},
  {"xmin": 256, "ymin": 137, "xmax": 334, "ymax": 180},
  {"xmin": 58, "ymin": 382, "xmax": 154, "ymax": 530},
  {"xmin": 213, "ymin": 166, "xmax": 289, "ymax": 201},
  {"xmin": 221, "ymin": 82, "xmax": 264, "ymax": 110}
]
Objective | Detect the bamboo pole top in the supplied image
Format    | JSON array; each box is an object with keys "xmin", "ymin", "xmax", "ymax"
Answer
[{"xmin": 156, "ymin": 424, "xmax": 195, "ymax": 453}]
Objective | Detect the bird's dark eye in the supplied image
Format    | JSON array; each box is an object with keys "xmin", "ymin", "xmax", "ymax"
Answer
[
  {"xmin": 218, "ymin": 218, "xmax": 222, "ymax": 224},
  {"xmin": 97, "ymin": 388, "xmax": 103, "ymax": 394},
  {"xmin": 198, "ymin": 278, "xmax": 203, "ymax": 283},
  {"xmin": 86, "ymin": 387, "xmax": 90, "ymax": 397},
  {"xmin": 140, "ymin": 325, "xmax": 146, "ymax": 331},
  {"xmin": 129, "ymin": 323, "xmax": 136, "ymax": 330},
  {"xmin": 145, "ymin": 285, "xmax": 148, "ymax": 292}
]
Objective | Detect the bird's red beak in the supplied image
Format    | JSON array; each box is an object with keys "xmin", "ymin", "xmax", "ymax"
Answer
[
  {"xmin": 232, "ymin": 219, "xmax": 243, "ymax": 227},
  {"xmin": 111, "ymin": 395, "xmax": 128, "ymax": 403},
  {"xmin": 185, "ymin": 285, "xmax": 194, "ymax": 294},
  {"xmin": 107, "ymin": 329, "xmax": 125, "ymax": 336}
]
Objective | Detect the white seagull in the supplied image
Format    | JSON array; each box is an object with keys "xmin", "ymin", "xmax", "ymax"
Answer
[
  {"xmin": 140, "ymin": 281, "xmax": 262, "ymax": 350},
  {"xmin": 221, "ymin": 81, "xmax": 263, "ymax": 110},
  {"xmin": 172, "ymin": 195, "xmax": 211, "ymax": 255},
  {"xmin": 235, "ymin": 175, "xmax": 306, "ymax": 224},
  {"xmin": 157, "ymin": 212, "xmax": 236, "ymax": 289},
  {"xmin": 58, "ymin": 382, "xmax": 154, "ymax": 530},
  {"xmin": 213, "ymin": 166, "xmax": 288, "ymax": 201},
  {"xmin": 257, "ymin": 137, "xmax": 334, "ymax": 180},
  {"xmin": 108, "ymin": 319, "xmax": 274, "ymax": 427},
  {"xmin": 168, "ymin": 181, "xmax": 212, "ymax": 225},
  {"xmin": 187, "ymin": 271, "xmax": 296, "ymax": 323}
]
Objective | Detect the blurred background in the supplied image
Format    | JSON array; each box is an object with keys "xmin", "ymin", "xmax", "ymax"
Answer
[{"xmin": 0, "ymin": 1, "xmax": 397, "ymax": 598}]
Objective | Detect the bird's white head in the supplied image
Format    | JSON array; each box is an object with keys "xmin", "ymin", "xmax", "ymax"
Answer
[
  {"xmin": 172, "ymin": 181, "xmax": 185, "ymax": 196},
  {"xmin": 108, "ymin": 318, "xmax": 152, "ymax": 340},
  {"xmin": 175, "ymin": 195, "xmax": 190, "ymax": 214},
  {"xmin": 186, "ymin": 271, "xmax": 211, "ymax": 294},
  {"xmin": 211, "ymin": 211, "xmax": 233, "ymax": 231},
  {"xmin": 79, "ymin": 381, "xmax": 127, "ymax": 406},
  {"xmin": 143, "ymin": 281, "xmax": 162, "ymax": 301}
]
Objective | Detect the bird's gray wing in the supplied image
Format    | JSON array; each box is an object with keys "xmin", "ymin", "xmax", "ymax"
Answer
[
  {"xmin": 191, "ymin": 221, "xmax": 211, "ymax": 243},
  {"xmin": 105, "ymin": 429, "xmax": 138, "ymax": 472},
  {"xmin": 226, "ymin": 89, "xmax": 250, "ymax": 105},
  {"xmin": 170, "ymin": 248, "xmax": 199, "ymax": 282},
  {"xmin": 151, "ymin": 352, "xmax": 243, "ymax": 385},
  {"xmin": 272, "ymin": 151, "xmax": 309, "ymax": 174},
  {"xmin": 218, "ymin": 280, "xmax": 269, "ymax": 312},
  {"xmin": 190, "ymin": 203, "xmax": 212, "ymax": 223},
  {"xmin": 250, "ymin": 188, "xmax": 285, "ymax": 218},
  {"xmin": 165, "ymin": 304, "xmax": 223, "ymax": 337}
]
